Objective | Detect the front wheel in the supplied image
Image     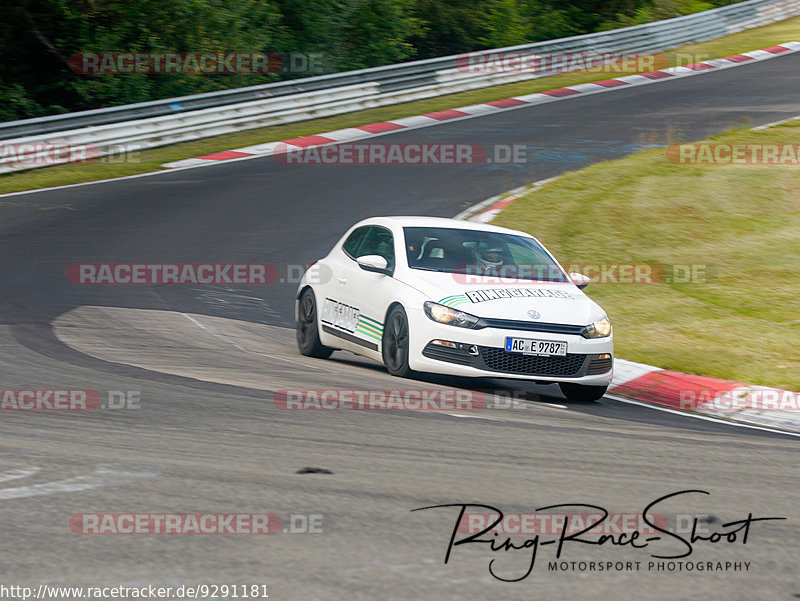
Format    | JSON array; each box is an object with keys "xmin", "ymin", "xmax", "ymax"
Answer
[
  {"xmin": 382, "ymin": 306, "xmax": 414, "ymax": 378},
  {"xmin": 296, "ymin": 289, "xmax": 333, "ymax": 359},
  {"xmin": 559, "ymin": 383, "xmax": 608, "ymax": 402}
]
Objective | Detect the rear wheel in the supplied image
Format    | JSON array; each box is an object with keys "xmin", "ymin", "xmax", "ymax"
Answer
[
  {"xmin": 382, "ymin": 306, "xmax": 413, "ymax": 377},
  {"xmin": 559, "ymin": 383, "xmax": 608, "ymax": 402},
  {"xmin": 296, "ymin": 289, "xmax": 333, "ymax": 359}
]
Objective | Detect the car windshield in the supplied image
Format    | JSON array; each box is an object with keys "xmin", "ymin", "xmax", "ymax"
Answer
[{"xmin": 402, "ymin": 226, "xmax": 569, "ymax": 282}]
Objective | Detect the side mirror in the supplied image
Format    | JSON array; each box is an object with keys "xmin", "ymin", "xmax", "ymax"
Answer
[
  {"xmin": 569, "ymin": 272, "xmax": 591, "ymax": 289},
  {"xmin": 357, "ymin": 255, "xmax": 391, "ymax": 275}
]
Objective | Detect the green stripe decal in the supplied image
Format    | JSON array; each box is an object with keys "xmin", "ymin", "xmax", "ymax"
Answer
[
  {"xmin": 440, "ymin": 295, "xmax": 469, "ymax": 307},
  {"xmin": 357, "ymin": 327, "xmax": 382, "ymax": 341},
  {"xmin": 358, "ymin": 316, "xmax": 383, "ymax": 333},
  {"xmin": 359, "ymin": 315, "xmax": 383, "ymax": 328},
  {"xmin": 358, "ymin": 322, "xmax": 382, "ymax": 336},
  {"xmin": 355, "ymin": 315, "xmax": 383, "ymax": 341}
]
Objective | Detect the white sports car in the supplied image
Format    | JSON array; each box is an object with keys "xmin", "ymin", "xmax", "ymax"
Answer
[{"xmin": 295, "ymin": 216, "xmax": 613, "ymax": 401}]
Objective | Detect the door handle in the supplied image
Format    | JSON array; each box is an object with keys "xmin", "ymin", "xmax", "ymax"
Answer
[{"xmin": 338, "ymin": 277, "xmax": 347, "ymax": 285}]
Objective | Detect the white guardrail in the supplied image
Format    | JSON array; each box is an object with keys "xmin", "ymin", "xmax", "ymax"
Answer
[{"xmin": 2, "ymin": 0, "xmax": 800, "ymax": 174}]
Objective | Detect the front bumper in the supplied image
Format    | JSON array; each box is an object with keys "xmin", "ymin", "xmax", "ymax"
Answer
[{"xmin": 407, "ymin": 308, "xmax": 613, "ymax": 384}]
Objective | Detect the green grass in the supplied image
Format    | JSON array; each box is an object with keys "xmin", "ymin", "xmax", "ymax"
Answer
[
  {"xmin": 4, "ymin": 15, "xmax": 800, "ymax": 194},
  {"xmin": 492, "ymin": 122, "xmax": 800, "ymax": 390}
]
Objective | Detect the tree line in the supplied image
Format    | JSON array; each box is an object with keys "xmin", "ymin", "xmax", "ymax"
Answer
[{"xmin": 0, "ymin": 0, "xmax": 738, "ymax": 122}]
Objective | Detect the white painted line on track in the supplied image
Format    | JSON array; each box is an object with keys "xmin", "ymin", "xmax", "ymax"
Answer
[
  {"xmin": 445, "ymin": 413, "xmax": 500, "ymax": 420},
  {"xmin": 533, "ymin": 402, "xmax": 568, "ymax": 409},
  {"xmin": 752, "ymin": 113, "xmax": 800, "ymax": 130},
  {"xmin": 0, "ymin": 467, "xmax": 40, "ymax": 483},
  {"xmin": 0, "ymin": 466, "xmax": 158, "ymax": 500},
  {"xmin": 181, "ymin": 312, "xmax": 248, "ymax": 353}
]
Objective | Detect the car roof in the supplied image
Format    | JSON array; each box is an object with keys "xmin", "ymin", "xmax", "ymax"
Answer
[{"xmin": 352, "ymin": 216, "xmax": 534, "ymax": 238}]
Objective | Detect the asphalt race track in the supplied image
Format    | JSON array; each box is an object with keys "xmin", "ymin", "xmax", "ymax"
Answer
[{"xmin": 0, "ymin": 53, "xmax": 798, "ymax": 600}]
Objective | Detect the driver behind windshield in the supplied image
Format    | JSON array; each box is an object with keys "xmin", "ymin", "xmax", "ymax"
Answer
[{"xmin": 465, "ymin": 240, "xmax": 506, "ymax": 274}]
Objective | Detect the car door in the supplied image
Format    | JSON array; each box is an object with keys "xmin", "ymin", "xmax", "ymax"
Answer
[
  {"xmin": 317, "ymin": 225, "xmax": 369, "ymax": 353},
  {"xmin": 324, "ymin": 225, "xmax": 397, "ymax": 355}
]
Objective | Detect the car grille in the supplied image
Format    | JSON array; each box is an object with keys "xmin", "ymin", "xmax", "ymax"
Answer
[
  {"xmin": 476, "ymin": 318, "xmax": 585, "ymax": 335},
  {"xmin": 479, "ymin": 347, "xmax": 586, "ymax": 376}
]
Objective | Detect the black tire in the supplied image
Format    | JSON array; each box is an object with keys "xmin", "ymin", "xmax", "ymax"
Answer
[
  {"xmin": 559, "ymin": 383, "xmax": 608, "ymax": 402},
  {"xmin": 382, "ymin": 305, "xmax": 413, "ymax": 377},
  {"xmin": 296, "ymin": 289, "xmax": 334, "ymax": 359}
]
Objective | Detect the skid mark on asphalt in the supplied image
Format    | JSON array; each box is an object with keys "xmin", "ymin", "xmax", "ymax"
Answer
[
  {"xmin": 0, "ymin": 465, "xmax": 157, "ymax": 500},
  {"xmin": 190, "ymin": 286, "xmax": 281, "ymax": 322}
]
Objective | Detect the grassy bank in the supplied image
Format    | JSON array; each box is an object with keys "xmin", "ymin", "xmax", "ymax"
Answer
[
  {"xmin": 4, "ymin": 15, "xmax": 800, "ymax": 194},
  {"xmin": 493, "ymin": 122, "xmax": 800, "ymax": 390}
]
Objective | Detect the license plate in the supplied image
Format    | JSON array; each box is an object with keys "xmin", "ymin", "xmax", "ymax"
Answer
[{"xmin": 504, "ymin": 337, "xmax": 567, "ymax": 356}]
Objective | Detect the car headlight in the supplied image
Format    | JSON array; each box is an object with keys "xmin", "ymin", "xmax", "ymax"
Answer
[
  {"xmin": 423, "ymin": 301, "xmax": 481, "ymax": 328},
  {"xmin": 582, "ymin": 317, "xmax": 612, "ymax": 339}
]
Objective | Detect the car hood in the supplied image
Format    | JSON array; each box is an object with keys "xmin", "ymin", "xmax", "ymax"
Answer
[{"xmin": 398, "ymin": 269, "xmax": 604, "ymax": 325}]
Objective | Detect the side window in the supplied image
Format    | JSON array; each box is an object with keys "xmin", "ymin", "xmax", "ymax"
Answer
[
  {"xmin": 357, "ymin": 226, "xmax": 395, "ymax": 271},
  {"xmin": 342, "ymin": 226, "xmax": 369, "ymax": 258}
]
